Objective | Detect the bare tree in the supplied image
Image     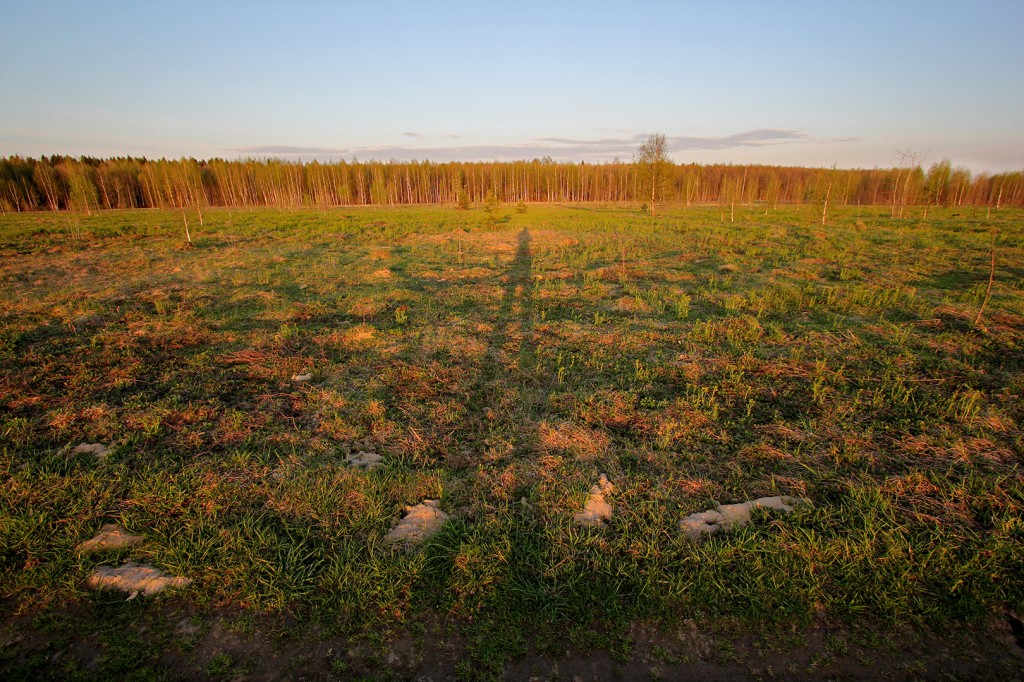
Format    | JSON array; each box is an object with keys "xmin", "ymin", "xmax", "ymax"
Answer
[
  {"xmin": 635, "ymin": 133, "xmax": 671, "ymax": 214},
  {"xmin": 33, "ymin": 161, "xmax": 62, "ymax": 211},
  {"xmin": 974, "ymin": 228, "xmax": 997, "ymax": 328},
  {"xmin": 891, "ymin": 147, "xmax": 914, "ymax": 218},
  {"xmin": 891, "ymin": 146, "xmax": 926, "ymax": 219},
  {"xmin": 61, "ymin": 160, "xmax": 98, "ymax": 216},
  {"xmin": 821, "ymin": 164, "xmax": 837, "ymax": 226}
]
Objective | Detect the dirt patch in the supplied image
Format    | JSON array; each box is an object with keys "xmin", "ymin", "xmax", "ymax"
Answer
[
  {"xmin": 422, "ymin": 229, "xmax": 534, "ymax": 254},
  {"xmin": 680, "ymin": 496, "xmax": 806, "ymax": 540},
  {"xmin": 346, "ymin": 451, "xmax": 383, "ymax": 469},
  {"xmin": 575, "ymin": 474, "xmax": 614, "ymax": 527},
  {"xmin": 615, "ymin": 296, "xmax": 650, "ymax": 313},
  {"xmin": 319, "ymin": 324, "xmax": 377, "ymax": 350},
  {"xmin": 77, "ymin": 524, "xmax": 144, "ymax": 554},
  {"xmin": 538, "ymin": 421, "xmax": 610, "ymax": 461},
  {"xmin": 537, "ymin": 268, "xmax": 576, "ymax": 281},
  {"xmin": 346, "ymin": 297, "xmax": 385, "ymax": 319},
  {"xmin": 70, "ymin": 442, "xmax": 111, "ymax": 460},
  {"xmin": 386, "ymin": 500, "xmax": 448, "ymax": 544},
  {"xmin": 420, "ymin": 329, "xmax": 488, "ymax": 360},
  {"xmin": 4, "ymin": 607, "xmax": 1023, "ymax": 681},
  {"xmin": 86, "ymin": 562, "xmax": 191, "ymax": 598}
]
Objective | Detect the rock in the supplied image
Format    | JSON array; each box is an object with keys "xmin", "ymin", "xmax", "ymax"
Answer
[
  {"xmin": 345, "ymin": 451, "xmax": 383, "ymax": 469},
  {"xmin": 292, "ymin": 373, "xmax": 313, "ymax": 382},
  {"xmin": 71, "ymin": 443, "xmax": 111, "ymax": 460},
  {"xmin": 574, "ymin": 474, "xmax": 614, "ymax": 527},
  {"xmin": 386, "ymin": 500, "xmax": 448, "ymax": 544},
  {"xmin": 86, "ymin": 562, "xmax": 191, "ymax": 598},
  {"xmin": 680, "ymin": 496, "xmax": 806, "ymax": 540},
  {"xmin": 77, "ymin": 524, "xmax": 144, "ymax": 554}
]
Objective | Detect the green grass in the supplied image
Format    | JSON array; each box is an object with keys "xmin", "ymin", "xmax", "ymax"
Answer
[{"xmin": 1, "ymin": 203, "xmax": 1022, "ymax": 677}]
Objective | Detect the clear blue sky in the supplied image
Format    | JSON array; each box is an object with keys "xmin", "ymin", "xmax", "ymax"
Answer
[{"xmin": 1, "ymin": 0, "xmax": 1022, "ymax": 172}]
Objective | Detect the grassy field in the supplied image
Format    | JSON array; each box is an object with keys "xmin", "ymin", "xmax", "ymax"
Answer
[{"xmin": 1, "ymin": 203, "xmax": 1022, "ymax": 679}]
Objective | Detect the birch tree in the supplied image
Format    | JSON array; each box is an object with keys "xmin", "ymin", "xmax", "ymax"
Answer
[
  {"xmin": 60, "ymin": 160, "xmax": 99, "ymax": 215},
  {"xmin": 635, "ymin": 133, "xmax": 671, "ymax": 214}
]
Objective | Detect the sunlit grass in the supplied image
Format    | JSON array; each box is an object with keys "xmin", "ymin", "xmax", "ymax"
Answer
[{"xmin": 1, "ymin": 203, "xmax": 1022, "ymax": 677}]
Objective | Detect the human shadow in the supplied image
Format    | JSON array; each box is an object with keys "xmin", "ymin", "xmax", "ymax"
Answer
[
  {"xmin": 456, "ymin": 228, "xmax": 547, "ymax": 465},
  {"xmin": 502, "ymin": 228, "xmax": 538, "ymax": 374}
]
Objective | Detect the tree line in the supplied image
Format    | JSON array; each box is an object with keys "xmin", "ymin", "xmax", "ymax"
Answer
[{"xmin": 1, "ymin": 154, "xmax": 1021, "ymax": 214}]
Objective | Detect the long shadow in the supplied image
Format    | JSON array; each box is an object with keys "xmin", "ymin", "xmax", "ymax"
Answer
[
  {"xmin": 373, "ymin": 227, "xmax": 548, "ymax": 468},
  {"xmin": 460, "ymin": 228, "xmax": 548, "ymax": 464},
  {"xmin": 502, "ymin": 228, "xmax": 538, "ymax": 375}
]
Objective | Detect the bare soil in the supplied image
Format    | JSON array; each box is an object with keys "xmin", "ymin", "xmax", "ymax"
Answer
[{"xmin": 3, "ymin": 604, "xmax": 1023, "ymax": 680}]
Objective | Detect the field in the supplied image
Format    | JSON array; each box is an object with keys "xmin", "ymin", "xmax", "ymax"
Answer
[{"xmin": 1, "ymin": 203, "xmax": 1022, "ymax": 679}]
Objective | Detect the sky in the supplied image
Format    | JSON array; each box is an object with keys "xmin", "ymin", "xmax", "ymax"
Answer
[{"xmin": 1, "ymin": 0, "xmax": 1022, "ymax": 172}]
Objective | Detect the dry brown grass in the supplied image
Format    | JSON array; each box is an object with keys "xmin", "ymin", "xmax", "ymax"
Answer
[
  {"xmin": 537, "ymin": 421, "xmax": 610, "ymax": 461},
  {"xmin": 614, "ymin": 296, "xmax": 650, "ymax": 313},
  {"xmin": 737, "ymin": 442, "xmax": 792, "ymax": 464},
  {"xmin": 315, "ymin": 324, "xmax": 378, "ymax": 351}
]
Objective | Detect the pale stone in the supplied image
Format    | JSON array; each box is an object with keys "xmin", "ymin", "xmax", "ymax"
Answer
[
  {"xmin": 77, "ymin": 524, "xmax": 144, "ymax": 554},
  {"xmin": 575, "ymin": 474, "xmax": 615, "ymax": 527},
  {"xmin": 680, "ymin": 496, "xmax": 806, "ymax": 540},
  {"xmin": 71, "ymin": 443, "xmax": 111, "ymax": 460},
  {"xmin": 86, "ymin": 562, "xmax": 191, "ymax": 598},
  {"xmin": 386, "ymin": 500, "xmax": 448, "ymax": 544},
  {"xmin": 346, "ymin": 451, "xmax": 383, "ymax": 469}
]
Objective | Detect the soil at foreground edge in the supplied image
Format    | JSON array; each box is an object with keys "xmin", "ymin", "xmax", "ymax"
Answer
[{"xmin": 2, "ymin": 605, "xmax": 1023, "ymax": 681}]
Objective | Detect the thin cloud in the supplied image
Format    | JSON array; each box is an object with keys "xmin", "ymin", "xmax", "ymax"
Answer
[
  {"xmin": 229, "ymin": 129, "xmax": 824, "ymax": 162},
  {"xmin": 669, "ymin": 129, "xmax": 810, "ymax": 150},
  {"xmin": 535, "ymin": 136, "xmax": 644, "ymax": 147},
  {"xmin": 347, "ymin": 143, "xmax": 577, "ymax": 161},
  {"xmin": 404, "ymin": 132, "xmax": 462, "ymax": 139},
  {"xmin": 529, "ymin": 129, "xmax": 814, "ymax": 155},
  {"xmin": 229, "ymin": 145, "xmax": 349, "ymax": 155}
]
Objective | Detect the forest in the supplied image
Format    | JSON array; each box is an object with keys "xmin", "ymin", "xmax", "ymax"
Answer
[{"xmin": 1, "ymin": 154, "xmax": 1021, "ymax": 214}]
